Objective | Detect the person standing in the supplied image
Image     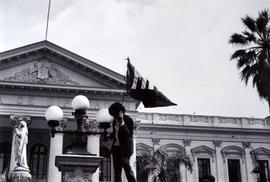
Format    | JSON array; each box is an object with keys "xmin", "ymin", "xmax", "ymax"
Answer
[{"xmin": 109, "ymin": 102, "xmax": 136, "ymax": 182}]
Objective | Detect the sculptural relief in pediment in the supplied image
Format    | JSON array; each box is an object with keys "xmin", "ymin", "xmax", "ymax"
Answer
[{"xmin": 4, "ymin": 60, "xmax": 79, "ymax": 85}]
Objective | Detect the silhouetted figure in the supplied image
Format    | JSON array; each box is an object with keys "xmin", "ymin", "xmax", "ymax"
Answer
[{"xmin": 109, "ymin": 102, "xmax": 136, "ymax": 182}]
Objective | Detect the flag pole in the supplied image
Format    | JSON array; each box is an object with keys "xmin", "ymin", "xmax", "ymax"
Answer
[
  {"xmin": 121, "ymin": 57, "xmax": 130, "ymax": 105},
  {"xmin": 45, "ymin": 0, "xmax": 52, "ymax": 40}
]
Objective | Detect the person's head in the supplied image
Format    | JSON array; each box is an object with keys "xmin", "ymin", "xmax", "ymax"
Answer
[{"xmin": 108, "ymin": 102, "xmax": 125, "ymax": 119}]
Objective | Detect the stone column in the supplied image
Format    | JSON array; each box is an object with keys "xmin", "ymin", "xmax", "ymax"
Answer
[
  {"xmin": 184, "ymin": 139, "xmax": 192, "ymax": 182},
  {"xmin": 214, "ymin": 140, "xmax": 224, "ymax": 182},
  {"xmin": 180, "ymin": 163, "xmax": 187, "ymax": 182},
  {"xmin": 47, "ymin": 126, "xmax": 64, "ymax": 182},
  {"xmin": 86, "ymin": 119, "xmax": 100, "ymax": 182},
  {"xmin": 243, "ymin": 142, "xmax": 253, "ymax": 182},
  {"xmin": 87, "ymin": 135, "xmax": 100, "ymax": 182},
  {"xmin": 9, "ymin": 115, "xmax": 31, "ymax": 181}
]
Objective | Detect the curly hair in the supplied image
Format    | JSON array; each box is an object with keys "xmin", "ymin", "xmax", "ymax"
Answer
[{"xmin": 108, "ymin": 102, "xmax": 126, "ymax": 116}]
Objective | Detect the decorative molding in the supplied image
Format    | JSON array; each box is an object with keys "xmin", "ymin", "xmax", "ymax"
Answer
[
  {"xmin": 152, "ymin": 138, "xmax": 160, "ymax": 146},
  {"xmin": 213, "ymin": 140, "xmax": 222, "ymax": 148},
  {"xmin": 0, "ymin": 53, "xmax": 43, "ymax": 71},
  {"xmin": 253, "ymin": 147, "xmax": 270, "ymax": 156},
  {"xmin": 161, "ymin": 143, "xmax": 185, "ymax": 154},
  {"xmin": 64, "ymin": 167, "xmax": 92, "ymax": 182},
  {"xmin": 55, "ymin": 118, "xmax": 68, "ymax": 132},
  {"xmin": 242, "ymin": 142, "xmax": 251, "ymax": 148},
  {"xmin": 46, "ymin": 53, "xmax": 125, "ymax": 88},
  {"xmin": 4, "ymin": 60, "xmax": 79, "ymax": 85},
  {"xmin": 84, "ymin": 119, "xmax": 99, "ymax": 132},
  {"xmin": 191, "ymin": 145, "xmax": 215, "ymax": 155},
  {"xmin": 221, "ymin": 146, "xmax": 245, "ymax": 163},
  {"xmin": 136, "ymin": 143, "xmax": 152, "ymax": 153},
  {"xmin": 138, "ymin": 113, "xmax": 268, "ymax": 130},
  {"xmin": 10, "ymin": 115, "xmax": 31, "ymax": 128},
  {"xmin": 183, "ymin": 139, "xmax": 191, "ymax": 147},
  {"xmin": 191, "ymin": 145, "xmax": 215, "ymax": 162}
]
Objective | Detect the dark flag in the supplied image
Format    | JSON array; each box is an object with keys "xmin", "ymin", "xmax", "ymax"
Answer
[{"xmin": 125, "ymin": 58, "xmax": 177, "ymax": 108}]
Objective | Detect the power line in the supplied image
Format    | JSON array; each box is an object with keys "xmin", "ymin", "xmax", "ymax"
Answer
[{"xmin": 158, "ymin": 0, "xmax": 240, "ymax": 81}]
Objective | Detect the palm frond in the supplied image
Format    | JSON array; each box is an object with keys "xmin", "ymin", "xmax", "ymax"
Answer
[
  {"xmin": 240, "ymin": 65, "xmax": 252, "ymax": 85},
  {"xmin": 231, "ymin": 49, "xmax": 246, "ymax": 60},
  {"xmin": 256, "ymin": 9, "xmax": 270, "ymax": 33},
  {"xmin": 242, "ymin": 31, "xmax": 257, "ymax": 42},
  {"xmin": 232, "ymin": 49, "xmax": 257, "ymax": 69},
  {"xmin": 230, "ymin": 9, "xmax": 270, "ymax": 104},
  {"xmin": 174, "ymin": 153, "xmax": 193, "ymax": 172},
  {"xmin": 137, "ymin": 149, "xmax": 193, "ymax": 182},
  {"xmin": 241, "ymin": 15, "xmax": 256, "ymax": 32},
  {"xmin": 240, "ymin": 64, "xmax": 259, "ymax": 85},
  {"xmin": 229, "ymin": 33, "xmax": 250, "ymax": 45}
]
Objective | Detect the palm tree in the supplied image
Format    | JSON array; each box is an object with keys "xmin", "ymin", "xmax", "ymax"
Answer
[
  {"xmin": 229, "ymin": 9, "xmax": 270, "ymax": 111},
  {"xmin": 136, "ymin": 149, "xmax": 192, "ymax": 182}
]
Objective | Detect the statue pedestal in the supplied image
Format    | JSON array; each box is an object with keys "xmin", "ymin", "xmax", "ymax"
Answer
[
  {"xmin": 10, "ymin": 167, "xmax": 32, "ymax": 182},
  {"xmin": 55, "ymin": 154, "xmax": 103, "ymax": 182}
]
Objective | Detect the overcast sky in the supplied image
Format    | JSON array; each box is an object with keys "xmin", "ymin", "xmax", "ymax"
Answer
[{"xmin": 0, "ymin": 0, "xmax": 269, "ymax": 118}]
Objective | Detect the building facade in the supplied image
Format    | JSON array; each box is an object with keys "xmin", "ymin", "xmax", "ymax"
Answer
[
  {"xmin": 137, "ymin": 113, "xmax": 270, "ymax": 182},
  {"xmin": 0, "ymin": 41, "xmax": 269, "ymax": 182}
]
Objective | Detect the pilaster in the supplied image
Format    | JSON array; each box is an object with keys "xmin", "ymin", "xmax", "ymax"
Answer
[
  {"xmin": 213, "ymin": 140, "xmax": 224, "ymax": 182},
  {"xmin": 243, "ymin": 142, "xmax": 254, "ymax": 182},
  {"xmin": 184, "ymin": 139, "xmax": 192, "ymax": 182}
]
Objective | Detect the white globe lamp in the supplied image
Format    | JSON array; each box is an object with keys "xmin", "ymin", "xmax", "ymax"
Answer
[
  {"xmin": 45, "ymin": 105, "xmax": 64, "ymax": 128},
  {"xmin": 72, "ymin": 95, "xmax": 89, "ymax": 110}
]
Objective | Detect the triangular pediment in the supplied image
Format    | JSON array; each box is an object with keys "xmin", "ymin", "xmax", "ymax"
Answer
[
  {"xmin": 0, "ymin": 41, "xmax": 125, "ymax": 90},
  {"xmin": 254, "ymin": 147, "xmax": 270, "ymax": 156},
  {"xmin": 136, "ymin": 143, "xmax": 152, "ymax": 153},
  {"xmin": 191, "ymin": 145, "xmax": 215, "ymax": 154},
  {"xmin": 221, "ymin": 146, "xmax": 244, "ymax": 155}
]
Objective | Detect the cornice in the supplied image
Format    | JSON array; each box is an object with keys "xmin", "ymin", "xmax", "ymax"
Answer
[
  {"xmin": 0, "ymin": 52, "xmax": 43, "ymax": 71},
  {"xmin": 0, "ymin": 81, "xmax": 134, "ymax": 101},
  {"xmin": 138, "ymin": 123, "xmax": 270, "ymax": 134},
  {"xmin": 44, "ymin": 53, "xmax": 124, "ymax": 88}
]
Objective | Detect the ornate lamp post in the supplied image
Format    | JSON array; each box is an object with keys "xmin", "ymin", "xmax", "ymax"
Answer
[
  {"xmin": 45, "ymin": 95, "xmax": 107, "ymax": 182},
  {"xmin": 45, "ymin": 105, "xmax": 64, "ymax": 137},
  {"xmin": 96, "ymin": 108, "xmax": 113, "ymax": 140}
]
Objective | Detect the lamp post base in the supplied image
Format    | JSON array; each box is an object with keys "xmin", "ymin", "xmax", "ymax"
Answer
[
  {"xmin": 55, "ymin": 154, "xmax": 103, "ymax": 182},
  {"xmin": 10, "ymin": 167, "xmax": 32, "ymax": 182}
]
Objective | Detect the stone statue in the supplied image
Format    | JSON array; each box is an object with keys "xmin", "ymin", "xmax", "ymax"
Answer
[{"xmin": 14, "ymin": 120, "xmax": 29, "ymax": 169}]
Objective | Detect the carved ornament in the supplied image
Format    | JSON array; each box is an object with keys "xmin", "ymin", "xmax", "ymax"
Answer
[
  {"xmin": 213, "ymin": 140, "xmax": 222, "ymax": 148},
  {"xmin": 10, "ymin": 115, "xmax": 31, "ymax": 128},
  {"xmin": 242, "ymin": 142, "xmax": 251, "ymax": 149},
  {"xmin": 64, "ymin": 167, "xmax": 92, "ymax": 182},
  {"xmin": 152, "ymin": 138, "xmax": 160, "ymax": 145},
  {"xmin": 183, "ymin": 139, "xmax": 191, "ymax": 147},
  {"xmin": 4, "ymin": 60, "xmax": 79, "ymax": 85}
]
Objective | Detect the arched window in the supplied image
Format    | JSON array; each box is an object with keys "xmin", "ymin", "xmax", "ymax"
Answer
[
  {"xmin": 0, "ymin": 142, "xmax": 11, "ymax": 174},
  {"xmin": 30, "ymin": 144, "xmax": 48, "ymax": 180},
  {"xmin": 191, "ymin": 145, "xmax": 216, "ymax": 182}
]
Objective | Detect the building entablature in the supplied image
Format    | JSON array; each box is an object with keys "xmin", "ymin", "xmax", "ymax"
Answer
[{"xmin": 139, "ymin": 112, "xmax": 269, "ymax": 130}]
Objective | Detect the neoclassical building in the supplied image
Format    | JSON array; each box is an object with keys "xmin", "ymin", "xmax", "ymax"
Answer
[
  {"xmin": 137, "ymin": 113, "xmax": 270, "ymax": 182},
  {"xmin": 0, "ymin": 41, "xmax": 269, "ymax": 182}
]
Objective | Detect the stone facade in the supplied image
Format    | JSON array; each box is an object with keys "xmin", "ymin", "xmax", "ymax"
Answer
[
  {"xmin": 136, "ymin": 113, "xmax": 270, "ymax": 182},
  {"xmin": 0, "ymin": 41, "xmax": 269, "ymax": 182}
]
